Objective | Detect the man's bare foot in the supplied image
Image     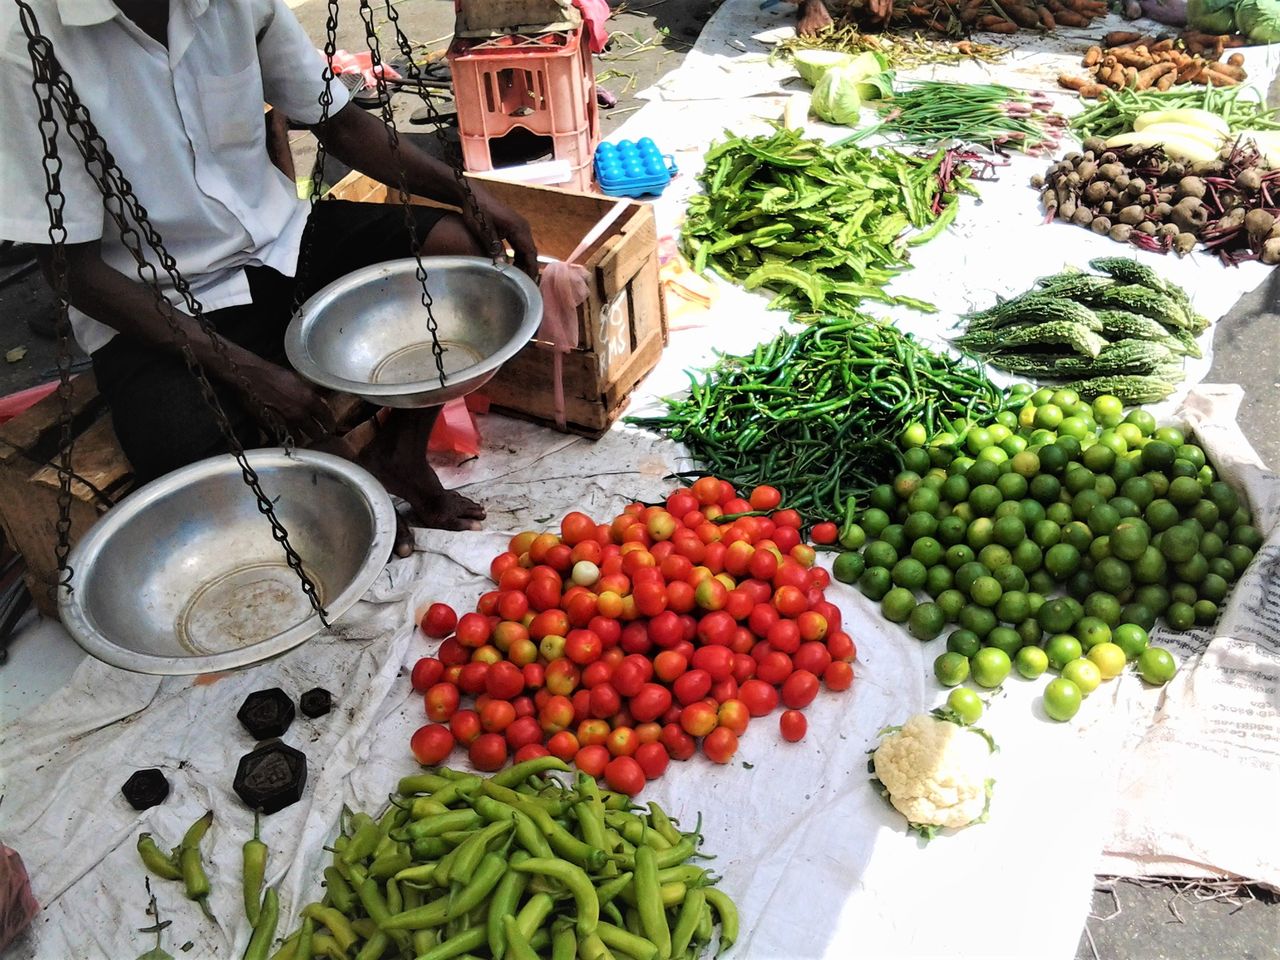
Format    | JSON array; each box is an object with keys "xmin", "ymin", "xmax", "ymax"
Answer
[
  {"xmin": 797, "ymin": 0, "xmax": 834, "ymax": 36},
  {"xmin": 414, "ymin": 488, "xmax": 487, "ymax": 531}
]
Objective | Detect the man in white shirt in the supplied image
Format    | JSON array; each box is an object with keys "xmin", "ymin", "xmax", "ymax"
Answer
[{"xmin": 0, "ymin": 0, "xmax": 539, "ymax": 548}]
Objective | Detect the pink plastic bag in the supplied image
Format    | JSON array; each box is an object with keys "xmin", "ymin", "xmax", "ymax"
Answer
[
  {"xmin": 428, "ymin": 396, "xmax": 482, "ymax": 456},
  {"xmin": 326, "ymin": 49, "xmax": 401, "ymax": 88},
  {"xmin": 0, "ymin": 844, "xmax": 39, "ymax": 952},
  {"xmin": 574, "ymin": 0, "xmax": 611, "ymax": 53}
]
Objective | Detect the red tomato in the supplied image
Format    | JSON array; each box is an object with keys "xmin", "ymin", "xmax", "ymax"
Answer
[
  {"xmin": 628, "ymin": 683, "xmax": 673, "ymax": 724},
  {"xmin": 570, "ymin": 539, "xmax": 603, "ymax": 566},
  {"xmin": 810, "ymin": 567, "xmax": 831, "ymax": 590},
  {"xmin": 538, "ymin": 695, "xmax": 575, "ymax": 735},
  {"xmin": 767, "ymin": 619, "xmax": 801, "ymax": 654},
  {"xmin": 514, "ymin": 743, "xmax": 550, "ymax": 764},
  {"xmin": 793, "ymin": 641, "xmax": 833, "ymax": 678},
  {"xmin": 694, "ymin": 611, "xmax": 733, "ymax": 648},
  {"xmin": 772, "ymin": 585, "xmax": 808, "ymax": 618},
  {"xmin": 498, "ymin": 565, "xmax": 532, "ymax": 593},
  {"xmin": 491, "ymin": 552, "xmax": 519, "ymax": 583},
  {"xmin": 824, "ymin": 661, "xmax": 855, "ymax": 691},
  {"xmin": 449, "ymin": 709, "xmax": 482, "ymax": 745},
  {"xmin": 545, "ymin": 659, "xmax": 580, "ymax": 697},
  {"xmin": 577, "ymin": 719, "xmax": 610, "ymax": 746},
  {"xmin": 717, "ymin": 699, "xmax": 750, "ymax": 736},
  {"xmin": 710, "ymin": 677, "xmax": 739, "ymax": 704},
  {"xmin": 576, "ymin": 744, "xmax": 610, "ymax": 778},
  {"xmin": 604, "ymin": 756, "xmax": 646, "ymax": 796},
  {"xmin": 748, "ymin": 602, "xmax": 780, "ymax": 640},
  {"xmin": 424, "ymin": 683, "xmax": 461, "ymax": 722},
  {"xmin": 694, "ymin": 578, "xmax": 728, "ymax": 612},
  {"xmin": 565, "ymin": 592, "xmax": 599, "ymax": 628},
  {"xmin": 581, "ymin": 660, "xmax": 614, "ymax": 689},
  {"xmin": 790, "ymin": 544, "xmax": 817, "ymax": 568},
  {"xmin": 571, "ymin": 689, "xmax": 591, "ymax": 724},
  {"xmin": 410, "ymin": 723, "xmax": 455, "ymax": 765},
  {"xmin": 588, "ymin": 616, "xmax": 621, "ymax": 649},
  {"xmin": 420, "ymin": 603, "xmax": 458, "ymax": 639},
  {"xmin": 691, "ymin": 476, "xmax": 722, "ymax": 506},
  {"xmin": 673, "ymin": 669, "xmax": 712, "ymax": 706},
  {"xmin": 747, "ymin": 548, "xmax": 779, "ymax": 582},
  {"xmin": 565, "ymin": 629, "xmax": 603, "ymax": 665},
  {"xmin": 561, "ymin": 511, "xmax": 596, "ymax": 546},
  {"xmin": 437, "ymin": 637, "xmax": 468, "ymax": 667},
  {"xmin": 619, "ymin": 622, "xmax": 652, "ymax": 656},
  {"xmin": 730, "ymin": 627, "xmax": 755, "ymax": 655},
  {"xmin": 496, "ymin": 591, "xmax": 528, "ymax": 623},
  {"xmin": 544, "ymin": 543, "xmax": 574, "ymax": 573},
  {"xmin": 509, "ymin": 531, "xmax": 538, "ymax": 555},
  {"xmin": 652, "ymin": 650, "xmax": 688, "ymax": 683},
  {"xmin": 826, "ymin": 630, "xmax": 856, "ymax": 662},
  {"xmin": 739, "ymin": 678, "xmax": 780, "ymax": 717},
  {"xmin": 471, "ymin": 644, "xmax": 503, "ymax": 666},
  {"xmin": 755, "ymin": 651, "xmax": 794, "ymax": 686},
  {"xmin": 613, "ymin": 655, "xmax": 653, "ymax": 697},
  {"xmin": 529, "ymin": 533, "xmax": 560, "ymax": 564},
  {"xmin": 647, "ymin": 511, "xmax": 677, "ymax": 542},
  {"xmin": 809, "ymin": 522, "xmax": 838, "ymax": 545},
  {"xmin": 455, "ymin": 662, "xmax": 486, "ymax": 696},
  {"xmin": 632, "ymin": 581, "xmax": 668, "ymax": 619},
  {"xmin": 546, "ymin": 730, "xmax": 580, "ymax": 762},
  {"xmin": 484, "ymin": 661, "xmax": 524, "ymax": 701},
  {"xmin": 779, "ymin": 709, "xmax": 807, "ymax": 742},
  {"xmin": 444, "ymin": 665, "xmax": 463, "ymax": 686},
  {"xmin": 749, "ymin": 485, "xmax": 782, "ymax": 511},
  {"xmin": 772, "ymin": 525, "xmax": 801, "ymax": 553},
  {"xmin": 524, "ymin": 578, "xmax": 559, "ymax": 614},
  {"xmin": 411, "ymin": 657, "xmax": 444, "ymax": 692},
  {"xmin": 673, "ymin": 535, "xmax": 706, "ymax": 565},
  {"xmin": 667, "ymin": 490, "xmax": 698, "ymax": 518},
  {"xmin": 469, "ymin": 733, "xmax": 508, "ymax": 772},
  {"xmin": 589, "ymin": 684, "xmax": 622, "ymax": 719},
  {"xmin": 680, "ymin": 701, "xmax": 718, "ymax": 737},
  {"xmin": 480, "ymin": 699, "xmax": 516, "ymax": 734},
  {"xmin": 503, "ymin": 716, "xmax": 541, "ymax": 751},
  {"xmin": 724, "ymin": 586, "xmax": 755, "ymax": 622},
  {"xmin": 772, "ymin": 508, "xmax": 802, "ymax": 529},
  {"xmin": 634, "ymin": 741, "xmax": 670, "ymax": 781},
  {"xmin": 635, "ymin": 722, "xmax": 662, "ymax": 744},
  {"xmin": 702, "ymin": 726, "xmax": 739, "ymax": 764},
  {"xmin": 781, "ymin": 669, "xmax": 820, "ymax": 709},
  {"xmin": 522, "ymin": 663, "xmax": 545, "ymax": 690},
  {"xmin": 665, "ymin": 581, "xmax": 695, "ymax": 614},
  {"xmin": 606, "ymin": 726, "xmax": 638, "ymax": 758},
  {"xmin": 732, "ymin": 653, "xmax": 757, "ymax": 684},
  {"xmin": 455, "ymin": 612, "xmax": 491, "ymax": 648},
  {"xmin": 529, "ymin": 610, "xmax": 570, "ymax": 641},
  {"xmin": 658, "ymin": 553, "xmax": 692, "ymax": 582},
  {"xmin": 691, "ymin": 645, "xmax": 734, "ymax": 682},
  {"xmin": 660, "ymin": 723, "xmax": 696, "ymax": 761},
  {"xmin": 512, "ymin": 695, "xmax": 535, "ymax": 718},
  {"xmin": 723, "ymin": 541, "xmax": 754, "ymax": 578}
]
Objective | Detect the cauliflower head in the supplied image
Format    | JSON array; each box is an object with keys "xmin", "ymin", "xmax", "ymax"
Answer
[{"xmin": 872, "ymin": 713, "xmax": 993, "ymax": 832}]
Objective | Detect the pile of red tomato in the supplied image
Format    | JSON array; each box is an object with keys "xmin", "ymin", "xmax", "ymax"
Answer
[{"xmin": 407, "ymin": 477, "xmax": 856, "ymax": 796}]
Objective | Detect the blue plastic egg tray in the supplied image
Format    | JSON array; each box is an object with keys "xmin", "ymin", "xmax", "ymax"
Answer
[{"xmin": 594, "ymin": 138, "xmax": 677, "ymax": 198}]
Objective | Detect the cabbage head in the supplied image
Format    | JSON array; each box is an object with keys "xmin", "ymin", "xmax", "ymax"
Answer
[
  {"xmin": 811, "ymin": 65, "xmax": 865, "ymax": 126},
  {"xmin": 1236, "ymin": 0, "xmax": 1280, "ymax": 41},
  {"xmin": 1187, "ymin": 0, "xmax": 1236, "ymax": 33}
]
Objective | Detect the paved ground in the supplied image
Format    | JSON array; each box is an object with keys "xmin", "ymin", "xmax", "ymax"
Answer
[{"xmin": 1, "ymin": 0, "xmax": 1276, "ymax": 956}]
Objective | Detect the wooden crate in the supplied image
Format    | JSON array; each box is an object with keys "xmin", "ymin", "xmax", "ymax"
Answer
[
  {"xmin": 0, "ymin": 373, "xmax": 135, "ymax": 617},
  {"xmin": 329, "ymin": 172, "xmax": 668, "ymax": 437}
]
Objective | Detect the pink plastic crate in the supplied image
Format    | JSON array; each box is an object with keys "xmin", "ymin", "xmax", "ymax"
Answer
[{"xmin": 447, "ymin": 29, "xmax": 599, "ymax": 191}]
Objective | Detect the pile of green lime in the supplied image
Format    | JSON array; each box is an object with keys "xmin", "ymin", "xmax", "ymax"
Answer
[{"xmin": 831, "ymin": 386, "xmax": 1263, "ymax": 719}]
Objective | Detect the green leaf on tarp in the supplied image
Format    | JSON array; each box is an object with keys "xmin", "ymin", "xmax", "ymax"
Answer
[
  {"xmin": 135, "ymin": 948, "xmax": 175, "ymax": 960},
  {"xmin": 5, "ymin": 346, "xmax": 27, "ymax": 363}
]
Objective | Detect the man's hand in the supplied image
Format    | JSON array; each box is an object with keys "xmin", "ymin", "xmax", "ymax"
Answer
[
  {"xmin": 239, "ymin": 358, "xmax": 336, "ymax": 440},
  {"xmin": 868, "ymin": 0, "xmax": 893, "ymax": 24},
  {"xmin": 797, "ymin": 0, "xmax": 835, "ymax": 35},
  {"xmin": 468, "ymin": 189, "xmax": 540, "ymax": 280}
]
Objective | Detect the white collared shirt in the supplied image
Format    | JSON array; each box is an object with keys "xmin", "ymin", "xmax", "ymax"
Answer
[{"xmin": 0, "ymin": 0, "xmax": 349, "ymax": 353}]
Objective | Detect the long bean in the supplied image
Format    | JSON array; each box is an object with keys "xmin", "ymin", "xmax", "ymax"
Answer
[
  {"xmin": 1069, "ymin": 85, "xmax": 1280, "ymax": 141},
  {"xmin": 630, "ymin": 317, "xmax": 1008, "ymax": 517}
]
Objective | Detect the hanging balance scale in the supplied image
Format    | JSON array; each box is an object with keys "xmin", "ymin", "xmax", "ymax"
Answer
[{"xmin": 16, "ymin": 0, "xmax": 537, "ymax": 675}]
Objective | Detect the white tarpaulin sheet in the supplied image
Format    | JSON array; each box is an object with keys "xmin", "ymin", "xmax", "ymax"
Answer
[{"xmin": 3, "ymin": 2, "xmax": 1280, "ymax": 958}]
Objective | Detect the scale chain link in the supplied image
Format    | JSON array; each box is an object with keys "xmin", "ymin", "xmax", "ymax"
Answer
[{"xmin": 16, "ymin": 0, "xmax": 329, "ymax": 624}]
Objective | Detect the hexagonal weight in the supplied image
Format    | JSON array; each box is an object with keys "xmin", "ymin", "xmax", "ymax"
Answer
[
  {"xmin": 233, "ymin": 740, "xmax": 307, "ymax": 815},
  {"xmin": 299, "ymin": 687, "xmax": 332, "ymax": 718},
  {"xmin": 121, "ymin": 768, "xmax": 170, "ymax": 810},
  {"xmin": 237, "ymin": 687, "xmax": 295, "ymax": 740}
]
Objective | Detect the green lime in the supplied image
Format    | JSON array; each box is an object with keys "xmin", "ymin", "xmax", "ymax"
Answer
[
  {"xmin": 1094, "ymin": 557, "xmax": 1132, "ymax": 593},
  {"xmin": 949, "ymin": 457, "xmax": 976, "ymax": 477},
  {"xmin": 1113, "ymin": 623, "xmax": 1150, "ymax": 659},
  {"xmin": 1081, "ymin": 442, "xmax": 1115, "ymax": 473},
  {"xmin": 1153, "ymin": 426, "xmax": 1185, "ymax": 447},
  {"xmin": 892, "ymin": 558, "xmax": 928, "ymax": 591},
  {"xmin": 936, "ymin": 515, "xmax": 967, "ymax": 546},
  {"xmin": 959, "ymin": 604, "xmax": 998, "ymax": 639},
  {"xmin": 1058, "ymin": 416, "xmax": 1091, "ymax": 442},
  {"xmin": 987, "ymin": 423, "xmax": 1013, "ymax": 446},
  {"xmin": 1212, "ymin": 520, "xmax": 1232, "ymax": 540},
  {"xmin": 1124, "ymin": 408, "xmax": 1157, "ymax": 436},
  {"xmin": 996, "ymin": 590, "xmax": 1030, "ymax": 624},
  {"xmin": 1064, "ymin": 467, "xmax": 1096, "ymax": 495},
  {"xmin": 1043, "ymin": 677, "xmax": 1083, "ymax": 721},
  {"xmin": 965, "ymin": 427, "xmax": 993, "ymax": 455},
  {"xmin": 1225, "ymin": 543, "xmax": 1255, "ymax": 577},
  {"xmin": 1010, "ymin": 450, "xmax": 1040, "ymax": 477},
  {"xmin": 1208, "ymin": 481, "xmax": 1239, "ymax": 518},
  {"xmin": 1032, "ymin": 520, "xmax": 1062, "ymax": 549},
  {"xmin": 1087, "ymin": 503, "xmax": 1121, "ymax": 537},
  {"xmin": 946, "ymin": 544, "xmax": 976, "ymax": 571},
  {"xmin": 1141, "ymin": 440, "xmax": 1176, "ymax": 472},
  {"xmin": 1044, "ymin": 633, "xmax": 1084, "ymax": 670},
  {"xmin": 1046, "ymin": 502, "xmax": 1073, "ymax": 526},
  {"xmin": 882, "ymin": 587, "xmax": 917, "ymax": 624},
  {"xmin": 1038, "ymin": 444, "xmax": 1069, "ymax": 476},
  {"xmin": 993, "ymin": 515, "xmax": 1026, "ymax": 548},
  {"xmin": 924, "ymin": 565, "xmax": 952, "ymax": 598},
  {"xmin": 908, "ymin": 602, "xmax": 946, "ymax": 641},
  {"xmin": 942, "ymin": 475, "xmax": 971, "ymax": 504},
  {"xmin": 1137, "ymin": 647, "xmax": 1178, "ymax": 684},
  {"xmin": 1045, "ymin": 543, "xmax": 1082, "ymax": 579},
  {"xmin": 1094, "ymin": 474, "xmax": 1118, "ymax": 500},
  {"xmin": 978, "ymin": 544, "xmax": 1013, "ymax": 572},
  {"xmin": 1049, "ymin": 389, "xmax": 1079, "ymax": 408},
  {"xmin": 881, "ymin": 525, "xmax": 908, "ymax": 555},
  {"xmin": 985, "ymin": 626, "xmax": 1022, "ymax": 658},
  {"xmin": 1232, "ymin": 524, "xmax": 1264, "ymax": 551},
  {"xmin": 1176, "ymin": 443, "xmax": 1206, "ymax": 470},
  {"xmin": 1066, "ymin": 570, "xmax": 1096, "ymax": 601},
  {"xmin": 966, "ymin": 518, "xmax": 995, "ymax": 552},
  {"xmin": 1111, "ymin": 456, "xmax": 1137, "ymax": 485},
  {"xmin": 995, "ymin": 500, "xmax": 1022, "ymax": 522},
  {"xmin": 903, "ymin": 511, "xmax": 939, "ymax": 541},
  {"xmin": 1009, "ymin": 645, "xmax": 1046, "ymax": 681},
  {"xmin": 1198, "ymin": 572, "xmax": 1228, "ymax": 604},
  {"xmin": 907, "ymin": 486, "xmax": 940, "ymax": 515},
  {"xmin": 1057, "ymin": 435, "xmax": 1083, "ymax": 461},
  {"xmin": 1062, "ymin": 657, "xmax": 1102, "ymax": 695},
  {"xmin": 1160, "ymin": 525, "xmax": 1199, "ymax": 563},
  {"xmin": 1120, "ymin": 476, "xmax": 1156, "ymax": 510},
  {"xmin": 970, "ymin": 575, "xmax": 1003, "ymax": 608},
  {"xmin": 1194, "ymin": 599, "xmax": 1218, "ymax": 625},
  {"xmin": 992, "ymin": 564, "xmax": 1027, "ymax": 594},
  {"xmin": 861, "ymin": 508, "xmax": 891, "ymax": 537},
  {"xmin": 937, "ymin": 588, "xmax": 967, "ymax": 622},
  {"xmin": 1146, "ymin": 499, "xmax": 1179, "ymax": 532},
  {"xmin": 1166, "ymin": 601, "xmax": 1195, "ymax": 631},
  {"xmin": 1033, "ymin": 404, "xmax": 1063, "ymax": 431},
  {"xmin": 995, "ymin": 467, "xmax": 1027, "ymax": 497},
  {"xmin": 1135, "ymin": 585, "xmax": 1170, "ymax": 615},
  {"xmin": 1088, "ymin": 642, "xmax": 1127, "ymax": 679},
  {"xmin": 947, "ymin": 628, "xmax": 982, "ymax": 659},
  {"xmin": 1018, "ymin": 499, "xmax": 1047, "ymax": 526},
  {"xmin": 858, "ymin": 566, "xmax": 892, "ymax": 601},
  {"xmin": 1111, "ymin": 520, "xmax": 1150, "ymax": 561},
  {"xmin": 1170, "ymin": 582, "xmax": 1198, "ymax": 606},
  {"xmin": 1189, "ymin": 499, "xmax": 1219, "ymax": 529},
  {"xmin": 947, "ymin": 687, "xmax": 984, "ymax": 725},
  {"xmin": 863, "ymin": 540, "xmax": 898, "ymax": 570},
  {"xmin": 839, "ymin": 523, "xmax": 867, "ymax": 550},
  {"xmin": 969, "ymin": 484, "xmax": 1003, "ymax": 518},
  {"xmin": 1028, "ymin": 570, "xmax": 1056, "ymax": 596},
  {"xmin": 1012, "ymin": 540, "xmax": 1044, "ymax": 574},
  {"xmin": 1029, "ymin": 474, "xmax": 1062, "ymax": 506},
  {"xmin": 1109, "ymin": 496, "xmax": 1140, "ymax": 520},
  {"xmin": 966, "ymin": 459, "xmax": 1000, "ymax": 487},
  {"xmin": 1174, "ymin": 552, "xmax": 1208, "ymax": 585},
  {"xmin": 971, "ymin": 647, "xmax": 1012, "ymax": 688},
  {"xmin": 833, "ymin": 552, "xmax": 866, "ymax": 584},
  {"xmin": 1084, "ymin": 592, "xmax": 1122, "ymax": 627},
  {"xmin": 1144, "ymin": 471, "xmax": 1170, "ymax": 498},
  {"xmin": 1072, "ymin": 490, "xmax": 1105, "ymax": 522},
  {"xmin": 1207, "ymin": 556, "xmax": 1236, "ymax": 582},
  {"xmin": 1017, "ymin": 616, "xmax": 1044, "ymax": 648},
  {"xmin": 1168, "ymin": 476, "xmax": 1203, "ymax": 508},
  {"xmin": 1062, "ymin": 522, "xmax": 1094, "ymax": 553},
  {"xmin": 1031, "ymin": 387, "xmax": 1053, "ymax": 405},
  {"xmin": 903, "ymin": 447, "xmax": 933, "ymax": 475},
  {"xmin": 1120, "ymin": 603, "xmax": 1156, "ymax": 631},
  {"xmin": 892, "ymin": 470, "xmax": 922, "ymax": 500},
  {"xmin": 869, "ymin": 485, "xmax": 898, "ymax": 513},
  {"xmin": 1092, "ymin": 394, "xmax": 1124, "ymax": 427},
  {"xmin": 955, "ymin": 561, "xmax": 988, "ymax": 594},
  {"xmin": 1039, "ymin": 597, "xmax": 1080, "ymax": 634},
  {"xmin": 952, "ymin": 502, "xmax": 974, "ymax": 524},
  {"xmin": 1074, "ymin": 616, "xmax": 1113, "ymax": 650},
  {"xmin": 934, "ymin": 651, "xmax": 970, "ymax": 686},
  {"xmin": 901, "ymin": 422, "xmax": 929, "ymax": 448},
  {"xmin": 1170, "ymin": 458, "xmax": 1199, "ymax": 480},
  {"xmin": 1133, "ymin": 546, "xmax": 1167, "ymax": 585}
]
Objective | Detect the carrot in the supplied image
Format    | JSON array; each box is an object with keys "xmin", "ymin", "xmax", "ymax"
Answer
[
  {"xmin": 1083, "ymin": 45, "xmax": 1102, "ymax": 66},
  {"xmin": 1125, "ymin": 66, "xmax": 1140, "ymax": 87},
  {"xmin": 1037, "ymin": 4, "xmax": 1056, "ymax": 27},
  {"xmin": 1005, "ymin": 3, "xmax": 1042, "ymax": 27},
  {"xmin": 1104, "ymin": 30, "xmax": 1142, "ymax": 46},
  {"xmin": 1204, "ymin": 68, "xmax": 1239, "ymax": 86},
  {"xmin": 1134, "ymin": 62, "xmax": 1175, "ymax": 90},
  {"xmin": 1058, "ymin": 73, "xmax": 1093, "ymax": 90},
  {"xmin": 1207, "ymin": 61, "xmax": 1247, "ymax": 81},
  {"xmin": 1228, "ymin": 52, "xmax": 1245, "ymax": 67},
  {"xmin": 1176, "ymin": 60, "xmax": 1204, "ymax": 84},
  {"xmin": 1054, "ymin": 10, "xmax": 1090, "ymax": 25},
  {"xmin": 1151, "ymin": 38, "xmax": 1175, "ymax": 52},
  {"xmin": 1155, "ymin": 71, "xmax": 1177, "ymax": 91}
]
